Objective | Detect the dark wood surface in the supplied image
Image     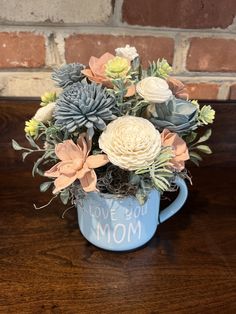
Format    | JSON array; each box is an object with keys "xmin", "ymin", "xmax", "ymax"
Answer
[{"xmin": 0, "ymin": 99, "xmax": 235, "ymax": 314}]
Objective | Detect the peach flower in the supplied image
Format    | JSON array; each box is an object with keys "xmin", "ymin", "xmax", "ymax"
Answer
[
  {"xmin": 82, "ymin": 52, "xmax": 135, "ymax": 97},
  {"xmin": 167, "ymin": 77, "xmax": 189, "ymax": 100},
  {"xmin": 161, "ymin": 129, "xmax": 189, "ymax": 171},
  {"xmin": 82, "ymin": 52, "xmax": 114, "ymax": 88},
  {"xmin": 44, "ymin": 133, "xmax": 109, "ymax": 193}
]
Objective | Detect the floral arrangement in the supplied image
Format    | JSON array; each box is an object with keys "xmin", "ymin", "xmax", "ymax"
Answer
[{"xmin": 12, "ymin": 45, "xmax": 215, "ymax": 206}]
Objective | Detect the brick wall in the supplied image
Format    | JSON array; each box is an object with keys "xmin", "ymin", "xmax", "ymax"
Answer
[{"xmin": 0, "ymin": 0, "xmax": 236, "ymax": 100}]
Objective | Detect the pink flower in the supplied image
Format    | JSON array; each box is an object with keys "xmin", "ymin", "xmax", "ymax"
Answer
[
  {"xmin": 167, "ymin": 77, "xmax": 189, "ymax": 100},
  {"xmin": 44, "ymin": 133, "xmax": 109, "ymax": 194},
  {"xmin": 161, "ymin": 129, "xmax": 189, "ymax": 171},
  {"xmin": 82, "ymin": 52, "xmax": 135, "ymax": 97}
]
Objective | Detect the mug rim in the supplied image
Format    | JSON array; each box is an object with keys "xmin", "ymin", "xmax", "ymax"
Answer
[{"xmin": 83, "ymin": 187, "xmax": 159, "ymax": 201}]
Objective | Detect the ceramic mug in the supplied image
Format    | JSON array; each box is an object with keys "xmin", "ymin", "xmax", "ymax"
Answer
[{"xmin": 77, "ymin": 177, "xmax": 188, "ymax": 251}]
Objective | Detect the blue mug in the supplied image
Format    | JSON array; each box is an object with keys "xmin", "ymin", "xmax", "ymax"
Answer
[{"xmin": 77, "ymin": 177, "xmax": 188, "ymax": 251}]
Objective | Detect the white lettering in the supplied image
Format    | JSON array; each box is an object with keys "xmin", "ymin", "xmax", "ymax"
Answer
[
  {"xmin": 128, "ymin": 221, "xmax": 141, "ymax": 242},
  {"xmin": 134, "ymin": 206, "xmax": 141, "ymax": 218},
  {"xmin": 101, "ymin": 207, "xmax": 109, "ymax": 219},
  {"xmin": 141, "ymin": 204, "xmax": 148, "ymax": 216},
  {"xmin": 97, "ymin": 223, "xmax": 110, "ymax": 243},
  {"xmin": 110, "ymin": 208, "xmax": 117, "ymax": 221},
  {"xmin": 113, "ymin": 224, "xmax": 126, "ymax": 243},
  {"xmin": 125, "ymin": 208, "xmax": 132, "ymax": 220}
]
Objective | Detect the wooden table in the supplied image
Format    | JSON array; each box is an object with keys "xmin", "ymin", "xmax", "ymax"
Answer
[{"xmin": 0, "ymin": 99, "xmax": 235, "ymax": 313}]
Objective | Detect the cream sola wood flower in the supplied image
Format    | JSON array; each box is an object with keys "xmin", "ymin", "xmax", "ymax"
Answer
[
  {"xmin": 115, "ymin": 44, "xmax": 139, "ymax": 61},
  {"xmin": 136, "ymin": 77, "xmax": 173, "ymax": 103},
  {"xmin": 99, "ymin": 116, "xmax": 162, "ymax": 171},
  {"xmin": 34, "ymin": 102, "xmax": 56, "ymax": 123}
]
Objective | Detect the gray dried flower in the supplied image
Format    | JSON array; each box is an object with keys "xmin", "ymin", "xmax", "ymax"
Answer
[
  {"xmin": 52, "ymin": 63, "xmax": 86, "ymax": 88},
  {"xmin": 54, "ymin": 82, "xmax": 117, "ymax": 134}
]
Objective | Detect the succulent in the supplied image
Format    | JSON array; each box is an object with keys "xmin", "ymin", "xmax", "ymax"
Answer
[
  {"xmin": 199, "ymin": 105, "xmax": 215, "ymax": 125},
  {"xmin": 105, "ymin": 56, "xmax": 130, "ymax": 79},
  {"xmin": 52, "ymin": 63, "xmax": 86, "ymax": 88},
  {"xmin": 148, "ymin": 97, "xmax": 198, "ymax": 133},
  {"xmin": 54, "ymin": 82, "xmax": 117, "ymax": 134},
  {"xmin": 147, "ymin": 58, "xmax": 172, "ymax": 79}
]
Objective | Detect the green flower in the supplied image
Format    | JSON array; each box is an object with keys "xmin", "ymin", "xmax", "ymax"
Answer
[
  {"xmin": 41, "ymin": 92, "xmax": 57, "ymax": 106},
  {"xmin": 105, "ymin": 56, "xmax": 130, "ymax": 79},
  {"xmin": 147, "ymin": 58, "xmax": 172, "ymax": 79},
  {"xmin": 24, "ymin": 119, "xmax": 39, "ymax": 137},
  {"xmin": 199, "ymin": 105, "xmax": 215, "ymax": 125}
]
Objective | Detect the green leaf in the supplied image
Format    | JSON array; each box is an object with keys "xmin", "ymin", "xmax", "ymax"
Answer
[
  {"xmin": 32, "ymin": 155, "xmax": 45, "ymax": 177},
  {"xmin": 185, "ymin": 132, "xmax": 198, "ymax": 144},
  {"xmin": 36, "ymin": 168, "xmax": 45, "ymax": 176},
  {"xmin": 25, "ymin": 134, "xmax": 40, "ymax": 149},
  {"xmin": 60, "ymin": 189, "xmax": 70, "ymax": 205},
  {"xmin": 12, "ymin": 139, "xmax": 23, "ymax": 151},
  {"xmin": 196, "ymin": 129, "xmax": 212, "ymax": 144},
  {"xmin": 190, "ymin": 157, "xmax": 200, "ymax": 166},
  {"xmin": 22, "ymin": 151, "xmax": 32, "ymax": 161},
  {"xmin": 40, "ymin": 181, "xmax": 53, "ymax": 192},
  {"xmin": 190, "ymin": 151, "xmax": 202, "ymax": 161},
  {"xmin": 195, "ymin": 145, "xmax": 212, "ymax": 154}
]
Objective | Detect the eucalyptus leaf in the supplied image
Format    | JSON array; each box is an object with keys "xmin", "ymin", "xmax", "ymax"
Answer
[
  {"xmin": 190, "ymin": 151, "xmax": 202, "ymax": 161},
  {"xmin": 36, "ymin": 168, "xmax": 45, "ymax": 176},
  {"xmin": 26, "ymin": 134, "xmax": 40, "ymax": 149},
  {"xmin": 32, "ymin": 155, "xmax": 45, "ymax": 177},
  {"xmin": 60, "ymin": 189, "xmax": 70, "ymax": 205},
  {"xmin": 22, "ymin": 151, "xmax": 32, "ymax": 161},
  {"xmin": 195, "ymin": 145, "xmax": 212, "ymax": 154},
  {"xmin": 40, "ymin": 181, "xmax": 53, "ymax": 192},
  {"xmin": 196, "ymin": 129, "xmax": 212, "ymax": 144},
  {"xmin": 12, "ymin": 139, "xmax": 23, "ymax": 151},
  {"xmin": 190, "ymin": 157, "xmax": 200, "ymax": 166},
  {"xmin": 185, "ymin": 132, "xmax": 197, "ymax": 144}
]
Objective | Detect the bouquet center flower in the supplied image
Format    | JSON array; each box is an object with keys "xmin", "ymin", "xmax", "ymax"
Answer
[{"xmin": 99, "ymin": 116, "xmax": 162, "ymax": 171}]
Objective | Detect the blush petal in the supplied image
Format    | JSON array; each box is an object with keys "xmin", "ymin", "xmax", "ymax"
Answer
[
  {"xmin": 79, "ymin": 170, "xmax": 98, "ymax": 192},
  {"xmin": 86, "ymin": 154, "xmax": 109, "ymax": 169},
  {"xmin": 53, "ymin": 174, "xmax": 77, "ymax": 194},
  {"xmin": 55, "ymin": 140, "xmax": 83, "ymax": 161},
  {"xmin": 44, "ymin": 162, "xmax": 62, "ymax": 178}
]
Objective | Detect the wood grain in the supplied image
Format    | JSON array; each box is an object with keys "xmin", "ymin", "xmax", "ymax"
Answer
[{"xmin": 0, "ymin": 99, "xmax": 235, "ymax": 313}]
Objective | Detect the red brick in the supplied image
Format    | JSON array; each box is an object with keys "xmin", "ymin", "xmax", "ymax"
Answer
[
  {"xmin": 65, "ymin": 34, "xmax": 174, "ymax": 68},
  {"xmin": 187, "ymin": 38, "xmax": 236, "ymax": 72},
  {"xmin": 229, "ymin": 84, "xmax": 236, "ymax": 100},
  {"xmin": 185, "ymin": 83, "xmax": 219, "ymax": 100},
  {"xmin": 0, "ymin": 32, "xmax": 45, "ymax": 68},
  {"xmin": 122, "ymin": 0, "xmax": 236, "ymax": 29}
]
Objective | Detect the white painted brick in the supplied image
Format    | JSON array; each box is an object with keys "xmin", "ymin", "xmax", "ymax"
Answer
[
  {"xmin": 0, "ymin": 72, "xmax": 61, "ymax": 97},
  {"xmin": 0, "ymin": 72, "xmax": 235, "ymax": 99},
  {"xmin": 0, "ymin": 0, "xmax": 112, "ymax": 24}
]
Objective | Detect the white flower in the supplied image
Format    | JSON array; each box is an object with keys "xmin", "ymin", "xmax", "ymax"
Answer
[
  {"xmin": 99, "ymin": 116, "xmax": 161, "ymax": 171},
  {"xmin": 115, "ymin": 44, "xmax": 139, "ymax": 61},
  {"xmin": 136, "ymin": 77, "xmax": 172, "ymax": 103},
  {"xmin": 34, "ymin": 102, "xmax": 56, "ymax": 123}
]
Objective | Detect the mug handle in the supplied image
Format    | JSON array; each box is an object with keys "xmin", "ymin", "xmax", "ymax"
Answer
[{"xmin": 159, "ymin": 177, "xmax": 188, "ymax": 223}]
